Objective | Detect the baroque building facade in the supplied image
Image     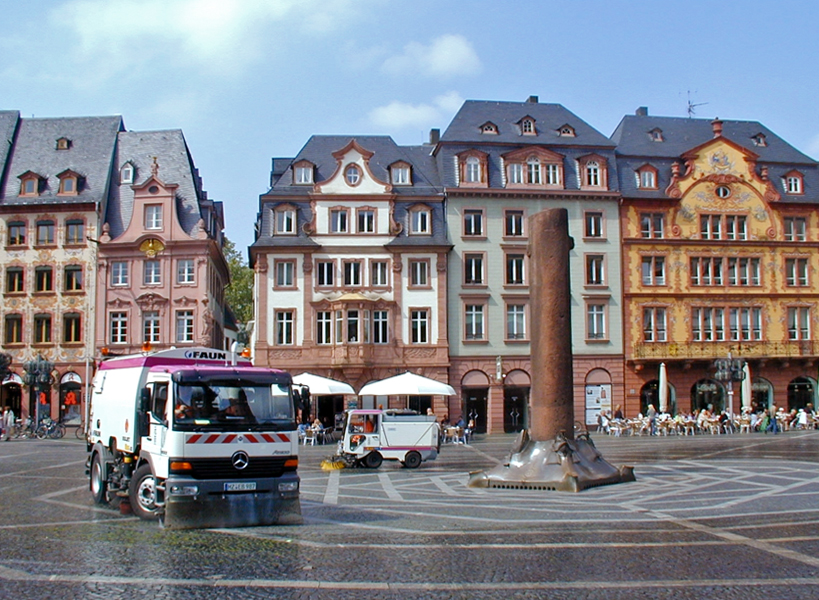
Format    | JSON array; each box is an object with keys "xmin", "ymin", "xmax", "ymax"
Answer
[
  {"xmin": 613, "ymin": 108, "xmax": 819, "ymax": 417},
  {"xmin": 0, "ymin": 112, "xmax": 229, "ymax": 424}
]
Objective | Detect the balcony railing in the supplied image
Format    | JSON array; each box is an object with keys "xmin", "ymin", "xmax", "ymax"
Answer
[{"xmin": 633, "ymin": 340, "xmax": 819, "ymax": 361}]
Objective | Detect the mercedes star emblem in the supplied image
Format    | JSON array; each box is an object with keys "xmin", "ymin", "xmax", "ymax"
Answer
[{"xmin": 232, "ymin": 451, "xmax": 249, "ymax": 470}]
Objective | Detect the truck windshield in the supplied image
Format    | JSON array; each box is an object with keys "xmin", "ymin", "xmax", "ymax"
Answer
[{"xmin": 173, "ymin": 382, "xmax": 294, "ymax": 430}]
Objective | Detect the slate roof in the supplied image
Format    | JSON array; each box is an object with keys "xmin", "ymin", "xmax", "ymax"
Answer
[
  {"xmin": 253, "ymin": 135, "xmax": 448, "ymax": 251},
  {"xmin": 0, "ymin": 111, "xmax": 20, "ymax": 184},
  {"xmin": 106, "ymin": 130, "xmax": 204, "ymax": 239},
  {"xmin": 611, "ymin": 114, "xmax": 819, "ymax": 202},
  {"xmin": 0, "ymin": 115, "xmax": 123, "ymax": 207},
  {"xmin": 436, "ymin": 100, "xmax": 619, "ymax": 191}
]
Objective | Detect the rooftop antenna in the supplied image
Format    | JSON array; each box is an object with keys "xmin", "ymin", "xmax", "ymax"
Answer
[{"xmin": 687, "ymin": 90, "xmax": 708, "ymax": 118}]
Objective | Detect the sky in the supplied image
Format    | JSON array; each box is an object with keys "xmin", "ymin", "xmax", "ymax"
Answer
[{"xmin": 2, "ymin": 0, "xmax": 819, "ymax": 255}]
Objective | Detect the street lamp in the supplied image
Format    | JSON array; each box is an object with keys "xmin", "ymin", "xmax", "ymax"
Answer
[
  {"xmin": 23, "ymin": 355, "xmax": 55, "ymax": 427},
  {"xmin": 714, "ymin": 353, "xmax": 745, "ymax": 421}
]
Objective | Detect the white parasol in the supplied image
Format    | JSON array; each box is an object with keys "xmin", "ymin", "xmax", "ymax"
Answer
[
  {"xmin": 741, "ymin": 362, "xmax": 752, "ymax": 410},
  {"xmin": 292, "ymin": 373, "xmax": 355, "ymax": 396},
  {"xmin": 358, "ymin": 372, "xmax": 456, "ymax": 397},
  {"xmin": 658, "ymin": 362, "xmax": 668, "ymax": 413}
]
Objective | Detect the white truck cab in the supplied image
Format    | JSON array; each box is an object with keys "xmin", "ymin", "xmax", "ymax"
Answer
[{"xmin": 339, "ymin": 409, "xmax": 440, "ymax": 469}]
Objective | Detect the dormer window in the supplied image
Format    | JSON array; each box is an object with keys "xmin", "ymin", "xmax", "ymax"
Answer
[
  {"xmin": 503, "ymin": 147, "xmax": 564, "ymax": 189},
  {"xmin": 57, "ymin": 170, "xmax": 80, "ymax": 196},
  {"xmin": 784, "ymin": 171, "xmax": 804, "ymax": 195},
  {"xmin": 457, "ymin": 150, "xmax": 489, "ymax": 187},
  {"xmin": 18, "ymin": 172, "xmax": 42, "ymax": 196},
  {"xmin": 345, "ymin": 164, "xmax": 361, "ymax": 186},
  {"xmin": 649, "ymin": 128, "xmax": 664, "ymax": 142},
  {"xmin": 56, "ymin": 137, "xmax": 71, "ymax": 150},
  {"xmin": 410, "ymin": 205, "xmax": 431, "ymax": 235},
  {"xmin": 636, "ymin": 165, "xmax": 658, "ymax": 190},
  {"xmin": 578, "ymin": 155, "xmax": 607, "ymax": 190},
  {"xmin": 752, "ymin": 133, "xmax": 767, "ymax": 147},
  {"xmin": 558, "ymin": 124, "xmax": 576, "ymax": 137},
  {"xmin": 294, "ymin": 161, "xmax": 314, "ymax": 185},
  {"xmin": 520, "ymin": 118, "xmax": 536, "ymax": 135},
  {"xmin": 275, "ymin": 206, "xmax": 297, "ymax": 234},
  {"xmin": 120, "ymin": 163, "xmax": 134, "ymax": 184},
  {"xmin": 390, "ymin": 162, "xmax": 411, "ymax": 185},
  {"xmin": 480, "ymin": 122, "xmax": 498, "ymax": 134}
]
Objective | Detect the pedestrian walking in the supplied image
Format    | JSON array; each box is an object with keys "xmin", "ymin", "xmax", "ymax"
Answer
[{"xmin": 647, "ymin": 403, "xmax": 657, "ymax": 436}]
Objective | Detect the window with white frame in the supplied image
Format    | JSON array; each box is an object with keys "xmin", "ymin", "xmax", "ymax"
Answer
[
  {"xmin": 586, "ymin": 303, "xmax": 606, "ymax": 340},
  {"xmin": 527, "ymin": 156, "xmax": 541, "ymax": 184},
  {"xmin": 727, "ymin": 257, "xmax": 761, "ymax": 286},
  {"xmin": 273, "ymin": 308, "xmax": 291, "ymax": 342},
  {"xmin": 546, "ymin": 163, "xmax": 561, "ymax": 185},
  {"xmin": 295, "ymin": 165, "xmax": 313, "ymax": 185},
  {"xmin": 506, "ymin": 254, "xmax": 525, "ymax": 285},
  {"xmin": 786, "ymin": 173, "xmax": 804, "ymax": 194},
  {"xmin": 316, "ymin": 311, "xmax": 332, "ymax": 344},
  {"xmin": 464, "ymin": 304, "xmax": 485, "ymax": 340},
  {"xmin": 700, "ymin": 215, "xmax": 722, "ymax": 240},
  {"xmin": 725, "ymin": 215, "xmax": 747, "ymax": 241},
  {"xmin": 642, "ymin": 307, "xmax": 667, "ymax": 342},
  {"xmin": 343, "ymin": 261, "xmax": 362, "ymax": 286},
  {"xmin": 585, "ymin": 161, "xmax": 601, "ymax": 186},
  {"xmin": 144, "ymin": 260, "xmax": 161, "ymax": 285},
  {"xmin": 692, "ymin": 307, "xmax": 725, "ymax": 342},
  {"xmin": 641, "ymin": 256, "xmax": 665, "ymax": 286},
  {"xmin": 787, "ymin": 307, "xmax": 810, "ymax": 340},
  {"xmin": 409, "ymin": 260, "xmax": 428, "ymax": 287},
  {"xmin": 690, "ymin": 257, "xmax": 724, "ymax": 286},
  {"xmin": 276, "ymin": 208, "xmax": 296, "ymax": 234},
  {"xmin": 505, "ymin": 210, "xmax": 524, "ymax": 237},
  {"xmin": 465, "ymin": 156, "xmax": 482, "ymax": 183},
  {"xmin": 330, "ymin": 209, "xmax": 349, "ymax": 233},
  {"xmin": 371, "ymin": 261, "xmax": 389, "ymax": 287},
  {"xmin": 145, "ymin": 205, "xmax": 163, "ymax": 230},
  {"xmin": 508, "ymin": 162, "xmax": 523, "ymax": 184},
  {"xmin": 786, "ymin": 258, "xmax": 809, "ymax": 287},
  {"xmin": 730, "ymin": 307, "xmax": 762, "ymax": 341},
  {"xmin": 143, "ymin": 311, "xmax": 160, "ymax": 343},
  {"xmin": 586, "ymin": 255, "xmax": 605, "ymax": 286},
  {"xmin": 111, "ymin": 261, "xmax": 129, "ymax": 286},
  {"xmin": 785, "ymin": 217, "xmax": 807, "ymax": 241},
  {"xmin": 120, "ymin": 163, "xmax": 134, "ymax": 184},
  {"xmin": 638, "ymin": 168, "xmax": 657, "ymax": 189},
  {"xmin": 316, "ymin": 261, "xmax": 334, "ymax": 287},
  {"xmin": 391, "ymin": 165, "xmax": 410, "ymax": 185},
  {"xmin": 640, "ymin": 213, "xmax": 664, "ymax": 238},
  {"xmin": 410, "ymin": 208, "xmax": 430, "ymax": 234},
  {"xmin": 345, "ymin": 164, "xmax": 361, "ymax": 186},
  {"xmin": 346, "ymin": 309, "xmax": 360, "ymax": 343},
  {"xmin": 176, "ymin": 310, "xmax": 194, "ymax": 343},
  {"xmin": 464, "ymin": 254, "xmax": 484, "ymax": 285},
  {"xmin": 357, "ymin": 209, "xmax": 375, "ymax": 233},
  {"xmin": 177, "ymin": 259, "xmax": 195, "ymax": 284},
  {"xmin": 506, "ymin": 304, "xmax": 526, "ymax": 340},
  {"xmin": 372, "ymin": 310, "xmax": 389, "ymax": 344},
  {"xmin": 463, "ymin": 209, "xmax": 483, "ymax": 236},
  {"xmin": 110, "ymin": 312, "xmax": 128, "ymax": 344},
  {"xmin": 411, "ymin": 309, "xmax": 429, "ymax": 343},
  {"xmin": 275, "ymin": 260, "xmax": 295, "ymax": 287},
  {"xmin": 584, "ymin": 211, "xmax": 603, "ymax": 238}
]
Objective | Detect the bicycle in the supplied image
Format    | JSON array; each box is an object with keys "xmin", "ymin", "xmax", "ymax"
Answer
[
  {"xmin": 35, "ymin": 417, "xmax": 65, "ymax": 439},
  {"xmin": 11, "ymin": 417, "xmax": 35, "ymax": 439}
]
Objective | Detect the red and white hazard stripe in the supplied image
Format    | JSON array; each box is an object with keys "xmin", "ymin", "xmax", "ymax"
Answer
[{"xmin": 186, "ymin": 432, "xmax": 291, "ymax": 444}]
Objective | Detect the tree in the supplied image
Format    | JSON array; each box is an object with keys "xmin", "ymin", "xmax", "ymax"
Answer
[{"xmin": 223, "ymin": 238, "xmax": 254, "ymax": 325}]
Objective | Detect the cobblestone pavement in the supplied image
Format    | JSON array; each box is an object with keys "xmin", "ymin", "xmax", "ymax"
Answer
[{"xmin": 1, "ymin": 431, "xmax": 819, "ymax": 599}]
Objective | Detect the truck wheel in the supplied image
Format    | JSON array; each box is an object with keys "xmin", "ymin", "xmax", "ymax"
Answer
[
  {"xmin": 403, "ymin": 451, "xmax": 422, "ymax": 469},
  {"xmin": 90, "ymin": 452, "xmax": 108, "ymax": 505},
  {"xmin": 129, "ymin": 463, "xmax": 160, "ymax": 521},
  {"xmin": 363, "ymin": 451, "xmax": 383, "ymax": 469}
]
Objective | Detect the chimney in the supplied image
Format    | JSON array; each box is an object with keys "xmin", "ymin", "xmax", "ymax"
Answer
[
  {"xmin": 712, "ymin": 118, "xmax": 723, "ymax": 137},
  {"xmin": 635, "ymin": 107, "xmax": 648, "ymax": 117},
  {"xmin": 526, "ymin": 95, "xmax": 539, "ymax": 104},
  {"xmin": 429, "ymin": 128, "xmax": 440, "ymax": 144}
]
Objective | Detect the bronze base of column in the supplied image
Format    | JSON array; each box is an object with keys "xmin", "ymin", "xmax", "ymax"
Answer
[{"xmin": 467, "ymin": 430, "xmax": 635, "ymax": 492}]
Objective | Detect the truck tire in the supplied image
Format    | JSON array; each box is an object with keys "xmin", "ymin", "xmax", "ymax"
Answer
[
  {"xmin": 403, "ymin": 451, "xmax": 422, "ymax": 469},
  {"xmin": 363, "ymin": 451, "xmax": 383, "ymax": 469},
  {"xmin": 90, "ymin": 452, "xmax": 108, "ymax": 505},
  {"xmin": 129, "ymin": 463, "xmax": 160, "ymax": 521}
]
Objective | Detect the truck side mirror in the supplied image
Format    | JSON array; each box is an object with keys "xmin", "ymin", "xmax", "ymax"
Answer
[{"xmin": 137, "ymin": 387, "xmax": 151, "ymax": 437}]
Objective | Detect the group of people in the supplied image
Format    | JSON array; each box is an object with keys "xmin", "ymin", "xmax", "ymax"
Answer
[{"xmin": 597, "ymin": 403, "xmax": 818, "ymax": 436}]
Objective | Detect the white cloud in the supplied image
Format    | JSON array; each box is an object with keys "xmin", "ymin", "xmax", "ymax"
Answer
[
  {"xmin": 47, "ymin": 0, "xmax": 366, "ymax": 78},
  {"xmin": 381, "ymin": 34, "xmax": 482, "ymax": 79},
  {"xmin": 369, "ymin": 92, "xmax": 464, "ymax": 130}
]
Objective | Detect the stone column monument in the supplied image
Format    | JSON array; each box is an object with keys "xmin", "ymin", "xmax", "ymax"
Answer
[{"xmin": 468, "ymin": 208, "xmax": 634, "ymax": 491}]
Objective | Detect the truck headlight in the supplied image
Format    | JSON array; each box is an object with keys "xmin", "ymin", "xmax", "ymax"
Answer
[
  {"xmin": 279, "ymin": 481, "xmax": 298, "ymax": 492},
  {"xmin": 169, "ymin": 485, "xmax": 199, "ymax": 496}
]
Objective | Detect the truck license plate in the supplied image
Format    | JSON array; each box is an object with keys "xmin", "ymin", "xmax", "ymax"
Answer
[{"xmin": 224, "ymin": 482, "xmax": 256, "ymax": 492}]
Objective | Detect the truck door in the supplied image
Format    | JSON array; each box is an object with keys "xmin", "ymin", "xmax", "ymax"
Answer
[{"xmin": 142, "ymin": 382, "xmax": 169, "ymax": 457}]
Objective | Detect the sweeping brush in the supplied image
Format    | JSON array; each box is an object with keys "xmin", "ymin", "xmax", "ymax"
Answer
[{"xmin": 320, "ymin": 457, "xmax": 347, "ymax": 470}]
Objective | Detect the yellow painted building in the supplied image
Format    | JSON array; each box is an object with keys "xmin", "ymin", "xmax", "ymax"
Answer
[{"xmin": 614, "ymin": 112, "xmax": 819, "ymax": 416}]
